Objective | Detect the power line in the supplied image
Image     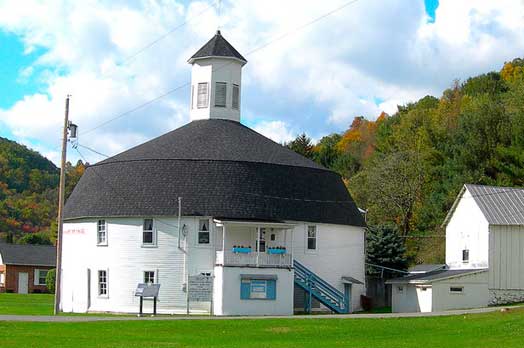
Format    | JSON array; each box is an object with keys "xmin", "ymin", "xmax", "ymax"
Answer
[
  {"xmin": 79, "ymin": 0, "xmax": 362, "ymax": 136},
  {"xmin": 118, "ymin": 0, "xmax": 219, "ymax": 66},
  {"xmin": 77, "ymin": 143, "xmax": 109, "ymax": 158}
]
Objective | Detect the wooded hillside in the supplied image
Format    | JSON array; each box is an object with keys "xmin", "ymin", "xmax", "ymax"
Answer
[
  {"xmin": 0, "ymin": 137, "xmax": 85, "ymax": 244},
  {"xmin": 287, "ymin": 58, "xmax": 524, "ymax": 264}
]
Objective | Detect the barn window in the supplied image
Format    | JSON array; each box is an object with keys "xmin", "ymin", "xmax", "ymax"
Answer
[
  {"xmin": 215, "ymin": 82, "xmax": 227, "ymax": 107},
  {"xmin": 98, "ymin": 270, "xmax": 108, "ymax": 296},
  {"xmin": 462, "ymin": 249, "xmax": 469, "ymax": 263},
  {"xmin": 232, "ymin": 84, "xmax": 240, "ymax": 109},
  {"xmin": 198, "ymin": 219, "xmax": 210, "ymax": 244},
  {"xmin": 197, "ymin": 82, "xmax": 209, "ymax": 108},
  {"xmin": 143, "ymin": 219, "xmax": 156, "ymax": 246},
  {"xmin": 144, "ymin": 271, "xmax": 155, "ymax": 284},
  {"xmin": 97, "ymin": 220, "xmax": 107, "ymax": 245},
  {"xmin": 307, "ymin": 226, "xmax": 317, "ymax": 250},
  {"xmin": 450, "ymin": 286, "xmax": 464, "ymax": 294}
]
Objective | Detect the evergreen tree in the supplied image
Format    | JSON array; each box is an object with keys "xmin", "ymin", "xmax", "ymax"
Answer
[{"xmin": 366, "ymin": 225, "xmax": 407, "ymax": 277}]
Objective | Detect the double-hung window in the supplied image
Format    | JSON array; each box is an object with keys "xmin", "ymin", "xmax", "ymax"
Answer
[
  {"xmin": 143, "ymin": 219, "xmax": 156, "ymax": 246},
  {"xmin": 215, "ymin": 82, "xmax": 227, "ymax": 107},
  {"xmin": 232, "ymin": 84, "xmax": 240, "ymax": 109},
  {"xmin": 98, "ymin": 270, "xmax": 108, "ymax": 297},
  {"xmin": 144, "ymin": 271, "xmax": 155, "ymax": 284},
  {"xmin": 97, "ymin": 219, "xmax": 107, "ymax": 245},
  {"xmin": 197, "ymin": 82, "xmax": 209, "ymax": 108},
  {"xmin": 34, "ymin": 269, "xmax": 48, "ymax": 286},
  {"xmin": 307, "ymin": 225, "xmax": 317, "ymax": 251},
  {"xmin": 198, "ymin": 219, "xmax": 210, "ymax": 245}
]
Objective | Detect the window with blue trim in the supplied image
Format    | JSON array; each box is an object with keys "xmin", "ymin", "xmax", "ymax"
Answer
[{"xmin": 240, "ymin": 279, "xmax": 276, "ymax": 300}]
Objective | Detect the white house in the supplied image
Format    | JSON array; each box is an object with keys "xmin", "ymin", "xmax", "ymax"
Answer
[
  {"xmin": 61, "ymin": 31, "xmax": 366, "ymax": 316},
  {"xmin": 389, "ymin": 184, "xmax": 524, "ymax": 313}
]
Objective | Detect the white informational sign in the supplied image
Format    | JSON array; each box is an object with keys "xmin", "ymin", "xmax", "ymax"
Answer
[{"xmin": 188, "ymin": 275, "xmax": 213, "ymax": 302}]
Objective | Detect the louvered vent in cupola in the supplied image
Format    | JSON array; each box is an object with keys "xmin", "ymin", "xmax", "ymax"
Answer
[{"xmin": 215, "ymin": 82, "xmax": 227, "ymax": 107}]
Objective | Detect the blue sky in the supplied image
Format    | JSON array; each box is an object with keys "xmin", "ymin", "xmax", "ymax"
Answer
[{"xmin": 1, "ymin": 0, "xmax": 523, "ymax": 165}]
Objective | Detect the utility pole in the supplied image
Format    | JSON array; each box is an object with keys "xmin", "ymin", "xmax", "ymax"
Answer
[{"xmin": 54, "ymin": 95, "xmax": 76, "ymax": 315}]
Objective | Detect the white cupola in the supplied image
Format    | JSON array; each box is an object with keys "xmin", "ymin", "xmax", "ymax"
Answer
[{"xmin": 188, "ymin": 30, "xmax": 247, "ymax": 122}]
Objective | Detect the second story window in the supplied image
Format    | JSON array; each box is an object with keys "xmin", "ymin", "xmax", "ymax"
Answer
[
  {"xmin": 232, "ymin": 84, "xmax": 240, "ymax": 109},
  {"xmin": 462, "ymin": 249, "xmax": 469, "ymax": 263},
  {"xmin": 198, "ymin": 219, "xmax": 210, "ymax": 244},
  {"xmin": 143, "ymin": 219, "xmax": 155, "ymax": 246},
  {"xmin": 197, "ymin": 82, "xmax": 208, "ymax": 108},
  {"xmin": 97, "ymin": 219, "xmax": 107, "ymax": 245},
  {"xmin": 307, "ymin": 225, "xmax": 317, "ymax": 250},
  {"xmin": 215, "ymin": 82, "xmax": 227, "ymax": 107}
]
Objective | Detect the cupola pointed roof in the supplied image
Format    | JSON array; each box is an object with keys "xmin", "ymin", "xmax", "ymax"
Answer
[{"xmin": 188, "ymin": 30, "xmax": 247, "ymax": 65}]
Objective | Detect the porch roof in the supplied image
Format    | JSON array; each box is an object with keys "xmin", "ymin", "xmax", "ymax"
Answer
[{"xmin": 213, "ymin": 218, "xmax": 297, "ymax": 229}]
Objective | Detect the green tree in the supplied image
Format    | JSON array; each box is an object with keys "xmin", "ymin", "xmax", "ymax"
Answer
[
  {"xmin": 286, "ymin": 133, "xmax": 314, "ymax": 159},
  {"xmin": 18, "ymin": 232, "xmax": 53, "ymax": 245},
  {"xmin": 46, "ymin": 269, "xmax": 56, "ymax": 294},
  {"xmin": 366, "ymin": 225, "xmax": 407, "ymax": 277}
]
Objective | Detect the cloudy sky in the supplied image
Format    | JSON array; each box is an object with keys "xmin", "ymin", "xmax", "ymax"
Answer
[{"xmin": 1, "ymin": 0, "xmax": 524, "ymax": 165}]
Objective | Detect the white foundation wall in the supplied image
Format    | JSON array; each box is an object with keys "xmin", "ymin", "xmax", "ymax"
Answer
[
  {"xmin": 291, "ymin": 223, "xmax": 366, "ymax": 312},
  {"xmin": 213, "ymin": 266, "xmax": 294, "ymax": 316},
  {"xmin": 446, "ymin": 188, "xmax": 490, "ymax": 269},
  {"xmin": 432, "ymin": 271, "xmax": 489, "ymax": 311}
]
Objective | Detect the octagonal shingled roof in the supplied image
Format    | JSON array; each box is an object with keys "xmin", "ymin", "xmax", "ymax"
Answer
[
  {"xmin": 188, "ymin": 30, "xmax": 247, "ymax": 65},
  {"xmin": 64, "ymin": 119, "xmax": 365, "ymax": 227}
]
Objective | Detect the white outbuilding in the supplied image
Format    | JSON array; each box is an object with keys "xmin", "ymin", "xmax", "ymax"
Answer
[
  {"xmin": 60, "ymin": 31, "xmax": 366, "ymax": 316},
  {"xmin": 389, "ymin": 184, "xmax": 524, "ymax": 313}
]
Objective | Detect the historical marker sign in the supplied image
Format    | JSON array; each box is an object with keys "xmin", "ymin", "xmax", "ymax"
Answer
[{"xmin": 188, "ymin": 275, "xmax": 213, "ymax": 302}]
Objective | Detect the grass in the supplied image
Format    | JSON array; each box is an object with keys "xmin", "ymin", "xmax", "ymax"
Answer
[
  {"xmin": 1, "ymin": 294, "xmax": 524, "ymax": 347},
  {"xmin": 0, "ymin": 293, "xmax": 54, "ymax": 315},
  {"xmin": 0, "ymin": 308, "xmax": 522, "ymax": 347}
]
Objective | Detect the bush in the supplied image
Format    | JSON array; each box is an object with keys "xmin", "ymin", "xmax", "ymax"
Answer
[{"xmin": 46, "ymin": 269, "xmax": 56, "ymax": 294}]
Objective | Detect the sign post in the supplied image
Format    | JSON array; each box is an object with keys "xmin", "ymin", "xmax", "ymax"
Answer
[{"xmin": 135, "ymin": 283, "xmax": 160, "ymax": 316}]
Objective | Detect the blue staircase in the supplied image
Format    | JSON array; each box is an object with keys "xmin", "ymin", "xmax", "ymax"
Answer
[{"xmin": 293, "ymin": 260, "xmax": 349, "ymax": 314}]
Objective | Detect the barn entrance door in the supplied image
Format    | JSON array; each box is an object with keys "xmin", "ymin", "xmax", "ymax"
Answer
[{"xmin": 18, "ymin": 272, "xmax": 29, "ymax": 294}]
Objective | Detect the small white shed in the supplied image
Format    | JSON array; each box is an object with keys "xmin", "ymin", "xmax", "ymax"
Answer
[{"xmin": 388, "ymin": 268, "xmax": 488, "ymax": 313}]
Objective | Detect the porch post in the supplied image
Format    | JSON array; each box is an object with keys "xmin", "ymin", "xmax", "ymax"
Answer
[{"xmin": 256, "ymin": 226, "xmax": 260, "ymax": 267}]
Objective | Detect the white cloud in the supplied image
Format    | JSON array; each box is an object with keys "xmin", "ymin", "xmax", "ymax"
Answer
[
  {"xmin": 1, "ymin": 0, "xmax": 524, "ymax": 165},
  {"xmin": 252, "ymin": 120, "xmax": 295, "ymax": 144}
]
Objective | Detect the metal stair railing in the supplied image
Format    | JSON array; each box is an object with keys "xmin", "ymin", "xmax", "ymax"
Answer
[{"xmin": 293, "ymin": 260, "xmax": 349, "ymax": 314}]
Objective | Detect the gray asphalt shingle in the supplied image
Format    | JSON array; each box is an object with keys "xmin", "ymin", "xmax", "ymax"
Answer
[
  {"xmin": 64, "ymin": 119, "xmax": 365, "ymax": 227},
  {"xmin": 0, "ymin": 243, "xmax": 56, "ymax": 267}
]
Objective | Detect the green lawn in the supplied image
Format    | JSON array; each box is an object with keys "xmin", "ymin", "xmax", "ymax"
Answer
[
  {"xmin": 0, "ymin": 309, "xmax": 522, "ymax": 347},
  {"xmin": 0, "ymin": 293, "xmax": 54, "ymax": 315},
  {"xmin": 1, "ymin": 294, "xmax": 523, "ymax": 347}
]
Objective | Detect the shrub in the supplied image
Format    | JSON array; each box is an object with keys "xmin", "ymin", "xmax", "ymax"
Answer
[{"xmin": 46, "ymin": 269, "xmax": 56, "ymax": 294}]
